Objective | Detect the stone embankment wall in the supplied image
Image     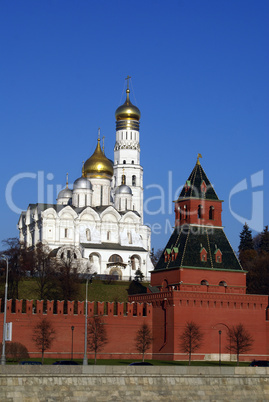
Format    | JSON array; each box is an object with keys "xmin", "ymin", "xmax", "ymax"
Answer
[{"xmin": 0, "ymin": 366, "xmax": 268, "ymax": 401}]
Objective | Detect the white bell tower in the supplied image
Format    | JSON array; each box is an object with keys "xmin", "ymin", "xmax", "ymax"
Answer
[{"xmin": 113, "ymin": 76, "xmax": 144, "ymax": 221}]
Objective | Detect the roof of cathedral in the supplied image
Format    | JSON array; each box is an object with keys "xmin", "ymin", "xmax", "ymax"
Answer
[
  {"xmin": 154, "ymin": 225, "xmax": 242, "ymax": 272},
  {"xmin": 115, "ymin": 88, "xmax": 141, "ymax": 122},
  {"xmin": 81, "ymin": 242, "xmax": 147, "ymax": 252},
  {"xmin": 57, "ymin": 187, "xmax": 73, "ymax": 199},
  {"xmin": 115, "ymin": 184, "xmax": 132, "ymax": 195},
  {"xmin": 178, "ymin": 157, "xmax": 219, "ymax": 201},
  {"xmin": 83, "ymin": 138, "xmax": 113, "ymax": 179},
  {"xmin": 23, "ymin": 203, "xmax": 141, "ymax": 217},
  {"xmin": 73, "ymin": 176, "xmax": 92, "ymax": 190}
]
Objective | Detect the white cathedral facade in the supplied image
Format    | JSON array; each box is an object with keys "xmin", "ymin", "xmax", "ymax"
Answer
[{"xmin": 18, "ymin": 82, "xmax": 153, "ymax": 280}]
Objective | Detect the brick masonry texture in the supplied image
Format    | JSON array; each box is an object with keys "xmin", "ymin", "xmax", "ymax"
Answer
[{"xmin": 0, "ymin": 367, "xmax": 268, "ymax": 401}]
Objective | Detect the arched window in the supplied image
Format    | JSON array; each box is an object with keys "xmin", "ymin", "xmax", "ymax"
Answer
[
  {"xmin": 201, "ymin": 280, "xmax": 209, "ymax": 285},
  {"xmin": 219, "ymin": 281, "xmax": 227, "ymax": 287},
  {"xmin": 107, "ymin": 231, "xmax": 111, "ymax": 241},
  {"xmin": 184, "ymin": 205, "xmax": 188, "ymax": 220},
  {"xmin": 109, "ymin": 254, "xmax": 123, "ymax": 263},
  {"xmin": 128, "ymin": 232, "xmax": 132, "ymax": 244},
  {"xmin": 209, "ymin": 206, "xmax": 214, "ymax": 220},
  {"xmin": 132, "ymin": 175, "xmax": 136, "ymax": 186},
  {"xmin": 73, "ymin": 253, "xmax": 77, "ymax": 259},
  {"xmin": 123, "ymin": 160, "xmax": 126, "ymax": 164},
  {"xmin": 64, "ymin": 228, "xmax": 68, "ymax": 238},
  {"xmin": 86, "ymin": 229, "xmax": 91, "ymax": 241},
  {"xmin": 198, "ymin": 205, "xmax": 203, "ymax": 219}
]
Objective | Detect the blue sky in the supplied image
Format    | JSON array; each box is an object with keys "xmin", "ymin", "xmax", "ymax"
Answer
[{"xmin": 0, "ymin": 0, "xmax": 268, "ymax": 253}]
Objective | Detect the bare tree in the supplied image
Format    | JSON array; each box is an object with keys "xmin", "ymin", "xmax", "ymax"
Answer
[
  {"xmin": 150, "ymin": 248, "xmax": 163, "ymax": 268},
  {"xmin": 135, "ymin": 323, "xmax": 153, "ymax": 362},
  {"xmin": 32, "ymin": 318, "xmax": 56, "ymax": 364},
  {"xmin": 179, "ymin": 321, "xmax": 204, "ymax": 365},
  {"xmin": 33, "ymin": 243, "xmax": 55, "ymax": 300},
  {"xmin": 87, "ymin": 315, "xmax": 108, "ymax": 364},
  {"xmin": 1, "ymin": 238, "xmax": 28, "ymax": 299},
  {"xmin": 226, "ymin": 323, "xmax": 253, "ymax": 365},
  {"xmin": 54, "ymin": 254, "xmax": 80, "ymax": 301}
]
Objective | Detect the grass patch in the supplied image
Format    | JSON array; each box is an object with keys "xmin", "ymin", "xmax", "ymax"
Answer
[
  {"xmin": 9, "ymin": 357, "xmax": 250, "ymax": 366},
  {"xmin": 0, "ymin": 278, "xmax": 149, "ymax": 302}
]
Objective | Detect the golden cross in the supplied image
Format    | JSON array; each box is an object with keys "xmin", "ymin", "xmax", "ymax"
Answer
[{"xmin": 125, "ymin": 75, "xmax": 131, "ymax": 90}]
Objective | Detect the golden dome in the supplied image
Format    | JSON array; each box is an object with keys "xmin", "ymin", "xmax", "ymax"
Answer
[
  {"xmin": 115, "ymin": 89, "xmax": 141, "ymax": 121},
  {"xmin": 83, "ymin": 139, "xmax": 113, "ymax": 179}
]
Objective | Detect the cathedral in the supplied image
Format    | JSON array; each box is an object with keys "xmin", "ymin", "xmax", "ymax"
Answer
[{"xmin": 18, "ymin": 80, "xmax": 153, "ymax": 279}]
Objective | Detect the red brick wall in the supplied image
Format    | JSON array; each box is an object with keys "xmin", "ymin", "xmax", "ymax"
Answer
[
  {"xmin": 150, "ymin": 268, "xmax": 247, "ymax": 293},
  {"xmin": 130, "ymin": 291, "xmax": 269, "ymax": 361},
  {"xmin": 0, "ymin": 300, "xmax": 152, "ymax": 360}
]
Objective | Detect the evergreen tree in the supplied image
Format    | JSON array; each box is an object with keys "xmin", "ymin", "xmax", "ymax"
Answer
[
  {"xmin": 239, "ymin": 224, "xmax": 254, "ymax": 252},
  {"xmin": 259, "ymin": 226, "xmax": 269, "ymax": 254}
]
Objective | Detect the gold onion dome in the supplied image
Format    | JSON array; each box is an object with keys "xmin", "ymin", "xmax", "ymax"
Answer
[
  {"xmin": 83, "ymin": 139, "xmax": 113, "ymax": 179},
  {"xmin": 115, "ymin": 89, "xmax": 141, "ymax": 122}
]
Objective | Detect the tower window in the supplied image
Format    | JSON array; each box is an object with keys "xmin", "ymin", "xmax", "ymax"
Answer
[
  {"xmin": 198, "ymin": 205, "xmax": 203, "ymax": 219},
  {"xmin": 123, "ymin": 160, "xmax": 126, "ymax": 164},
  {"xmin": 200, "ymin": 248, "xmax": 207, "ymax": 262},
  {"xmin": 107, "ymin": 231, "xmax": 111, "ymax": 241},
  {"xmin": 121, "ymin": 175, "xmax": 126, "ymax": 185},
  {"xmin": 132, "ymin": 175, "xmax": 136, "ymax": 186},
  {"xmin": 128, "ymin": 232, "xmax": 132, "ymax": 244},
  {"xmin": 209, "ymin": 206, "xmax": 214, "ymax": 220},
  {"xmin": 132, "ymin": 160, "xmax": 134, "ymax": 164},
  {"xmin": 86, "ymin": 229, "xmax": 91, "ymax": 241},
  {"xmin": 67, "ymin": 250, "xmax": 71, "ymax": 259},
  {"xmin": 64, "ymin": 228, "xmax": 68, "ymax": 238},
  {"xmin": 184, "ymin": 205, "xmax": 188, "ymax": 220},
  {"xmin": 100, "ymin": 185, "xmax": 103, "ymax": 205}
]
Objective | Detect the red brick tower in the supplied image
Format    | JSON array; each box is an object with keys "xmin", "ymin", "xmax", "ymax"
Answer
[{"xmin": 130, "ymin": 156, "xmax": 269, "ymax": 361}]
